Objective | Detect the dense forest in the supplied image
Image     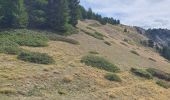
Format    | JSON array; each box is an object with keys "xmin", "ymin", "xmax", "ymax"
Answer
[{"xmin": 0, "ymin": 0, "xmax": 120, "ymax": 35}]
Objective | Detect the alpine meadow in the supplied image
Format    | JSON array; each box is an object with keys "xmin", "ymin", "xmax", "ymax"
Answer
[{"xmin": 0, "ymin": 0, "xmax": 169, "ymax": 100}]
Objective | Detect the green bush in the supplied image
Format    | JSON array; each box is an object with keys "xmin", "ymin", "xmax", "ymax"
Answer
[
  {"xmin": 156, "ymin": 80, "xmax": 170, "ymax": 89},
  {"xmin": 104, "ymin": 41, "xmax": 111, "ymax": 46},
  {"xmin": 130, "ymin": 50, "xmax": 140, "ymax": 56},
  {"xmin": 81, "ymin": 55, "xmax": 120, "ymax": 72},
  {"xmin": 131, "ymin": 68, "xmax": 153, "ymax": 79},
  {"xmin": 105, "ymin": 73, "xmax": 122, "ymax": 82},
  {"xmin": 147, "ymin": 68, "xmax": 170, "ymax": 81},
  {"xmin": 47, "ymin": 34, "xmax": 79, "ymax": 45},
  {"xmin": 0, "ymin": 29, "xmax": 48, "ymax": 47},
  {"xmin": 0, "ymin": 39, "xmax": 21, "ymax": 55},
  {"xmin": 81, "ymin": 29, "xmax": 104, "ymax": 40},
  {"xmin": 86, "ymin": 27, "xmax": 96, "ymax": 31},
  {"xmin": 89, "ymin": 51, "xmax": 99, "ymax": 54},
  {"xmin": 17, "ymin": 51, "xmax": 55, "ymax": 64}
]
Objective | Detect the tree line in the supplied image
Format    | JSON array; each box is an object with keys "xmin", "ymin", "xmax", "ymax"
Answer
[{"xmin": 0, "ymin": 0, "xmax": 120, "ymax": 34}]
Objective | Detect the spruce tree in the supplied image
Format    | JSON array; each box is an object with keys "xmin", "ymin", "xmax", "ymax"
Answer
[
  {"xmin": 47, "ymin": 0, "xmax": 69, "ymax": 32},
  {"xmin": 13, "ymin": 0, "xmax": 28, "ymax": 28},
  {"xmin": 25, "ymin": 0, "xmax": 48, "ymax": 28},
  {"xmin": 0, "ymin": 0, "xmax": 28, "ymax": 28},
  {"xmin": 68, "ymin": 0, "xmax": 80, "ymax": 27},
  {"xmin": 87, "ymin": 8, "xmax": 93, "ymax": 19}
]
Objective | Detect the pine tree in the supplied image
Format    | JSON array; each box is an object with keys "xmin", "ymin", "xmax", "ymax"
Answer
[
  {"xmin": 13, "ymin": 0, "xmax": 28, "ymax": 28},
  {"xmin": 87, "ymin": 8, "xmax": 93, "ymax": 19},
  {"xmin": 68, "ymin": 0, "xmax": 80, "ymax": 27},
  {"xmin": 0, "ymin": 0, "xmax": 28, "ymax": 28},
  {"xmin": 25, "ymin": 0, "xmax": 48, "ymax": 28},
  {"xmin": 78, "ymin": 5, "xmax": 87, "ymax": 19},
  {"xmin": 47, "ymin": 0, "xmax": 69, "ymax": 32}
]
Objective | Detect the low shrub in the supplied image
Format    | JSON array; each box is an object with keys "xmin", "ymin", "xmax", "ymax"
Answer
[
  {"xmin": 105, "ymin": 73, "xmax": 122, "ymax": 82},
  {"xmin": 47, "ymin": 34, "xmax": 79, "ymax": 45},
  {"xmin": 81, "ymin": 29, "xmax": 104, "ymax": 40},
  {"xmin": 104, "ymin": 41, "xmax": 111, "ymax": 46},
  {"xmin": 131, "ymin": 68, "xmax": 153, "ymax": 79},
  {"xmin": 0, "ymin": 88, "xmax": 17, "ymax": 95},
  {"xmin": 86, "ymin": 27, "xmax": 96, "ymax": 31},
  {"xmin": 148, "ymin": 58, "xmax": 157, "ymax": 62},
  {"xmin": 0, "ymin": 29, "xmax": 48, "ymax": 47},
  {"xmin": 89, "ymin": 51, "xmax": 99, "ymax": 54},
  {"xmin": 0, "ymin": 39, "xmax": 21, "ymax": 55},
  {"xmin": 146, "ymin": 68, "xmax": 170, "ymax": 81},
  {"xmin": 131, "ymin": 50, "xmax": 140, "ymax": 56},
  {"xmin": 81, "ymin": 55, "xmax": 120, "ymax": 72},
  {"xmin": 156, "ymin": 80, "xmax": 170, "ymax": 89},
  {"xmin": 17, "ymin": 51, "xmax": 55, "ymax": 64}
]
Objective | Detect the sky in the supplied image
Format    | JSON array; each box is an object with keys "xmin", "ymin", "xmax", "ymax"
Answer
[{"xmin": 80, "ymin": 0, "xmax": 170, "ymax": 29}]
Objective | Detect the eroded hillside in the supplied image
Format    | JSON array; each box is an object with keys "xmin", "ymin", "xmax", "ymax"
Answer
[{"xmin": 0, "ymin": 20, "xmax": 169, "ymax": 100}]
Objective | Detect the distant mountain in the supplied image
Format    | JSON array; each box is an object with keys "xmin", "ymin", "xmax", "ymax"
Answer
[{"xmin": 146, "ymin": 29, "xmax": 170, "ymax": 47}]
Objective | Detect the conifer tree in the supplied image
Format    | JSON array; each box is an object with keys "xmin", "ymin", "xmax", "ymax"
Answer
[
  {"xmin": 68, "ymin": 0, "xmax": 80, "ymax": 27},
  {"xmin": 47, "ymin": 0, "xmax": 69, "ymax": 32},
  {"xmin": 13, "ymin": 0, "xmax": 28, "ymax": 28},
  {"xmin": 25, "ymin": 0, "xmax": 48, "ymax": 28},
  {"xmin": 0, "ymin": 0, "xmax": 28, "ymax": 28}
]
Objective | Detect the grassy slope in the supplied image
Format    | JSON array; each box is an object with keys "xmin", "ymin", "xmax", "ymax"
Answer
[{"xmin": 0, "ymin": 20, "xmax": 169, "ymax": 100}]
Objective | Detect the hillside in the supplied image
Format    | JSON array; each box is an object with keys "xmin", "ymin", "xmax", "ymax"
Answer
[{"xmin": 0, "ymin": 20, "xmax": 170, "ymax": 100}]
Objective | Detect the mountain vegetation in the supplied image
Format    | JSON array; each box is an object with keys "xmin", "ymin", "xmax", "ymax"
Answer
[{"xmin": 0, "ymin": 0, "xmax": 120, "ymax": 34}]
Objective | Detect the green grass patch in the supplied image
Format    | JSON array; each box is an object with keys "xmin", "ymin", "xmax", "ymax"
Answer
[
  {"xmin": 156, "ymin": 80, "xmax": 170, "ymax": 89},
  {"xmin": 81, "ymin": 55, "xmax": 120, "ymax": 72},
  {"xmin": 81, "ymin": 29, "xmax": 104, "ymax": 40},
  {"xmin": 0, "ymin": 29, "xmax": 48, "ymax": 47},
  {"xmin": 0, "ymin": 39, "xmax": 22, "ymax": 55},
  {"xmin": 105, "ymin": 73, "xmax": 122, "ymax": 82},
  {"xmin": 146, "ymin": 68, "xmax": 170, "ymax": 81},
  {"xmin": 131, "ymin": 68, "xmax": 153, "ymax": 79},
  {"xmin": 46, "ymin": 34, "xmax": 79, "ymax": 45},
  {"xmin": 17, "ymin": 51, "xmax": 55, "ymax": 64}
]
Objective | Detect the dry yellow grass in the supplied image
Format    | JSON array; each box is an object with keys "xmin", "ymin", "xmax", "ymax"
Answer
[{"xmin": 0, "ymin": 20, "xmax": 169, "ymax": 100}]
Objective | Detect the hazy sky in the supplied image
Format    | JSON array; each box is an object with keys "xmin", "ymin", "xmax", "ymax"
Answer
[{"xmin": 80, "ymin": 0, "xmax": 170, "ymax": 29}]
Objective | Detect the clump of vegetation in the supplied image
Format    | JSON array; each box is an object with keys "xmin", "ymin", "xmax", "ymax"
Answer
[
  {"xmin": 104, "ymin": 41, "xmax": 112, "ymax": 46},
  {"xmin": 156, "ymin": 80, "xmax": 170, "ymax": 89},
  {"xmin": 124, "ymin": 28, "xmax": 128, "ymax": 32},
  {"xmin": 0, "ymin": 88, "xmax": 17, "ymax": 95},
  {"xmin": 161, "ymin": 46, "xmax": 170, "ymax": 61},
  {"xmin": 0, "ymin": 29, "xmax": 48, "ymax": 47},
  {"xmin": 148, "ymin": 58, "xmax": 157, "ymax": 62},
  {"xmin": 123, "ymin": 39, "xmax": 134, "ymax": 45},
  {"xmin": 81, "ymin": 55, "xmax": 120, "ymax": 72},
  {"xmin": 131, "ymin": 68, "xmax": 153, "ymax": 79},
  {"xmin": 63, "ymin": 75, "xmax": 74, "ymax": 83},
  {"xmin": 120, "ymin": 42, "xmax": 128, "ymax": 47},
  {"xmin": 86, "ymin": 26, "xmax": 96, "ymax": 31},
  {"xmin": 26, "ymin": 85, "xmax": 42, "ymax": 96},
  {"xmin": 130, "ymin": 50, "xmax": 140, "ymax": 56},
  {"xmin": 46, "ymin": 34, "xmax": 79, "ymax": 45},
  {"xmin": 105, "ymin": 73, "xmax": 122, "ymax": 82},
  {"xmin": 17, "ymin": 51, "xmax": 55, "ymax": 64},
  {"xmin": 89, "ymin": 51, "xmax": 99, "ymax": 54},
  {"xmin": 81, "ymin": 29, "xmax": 104, "ymax": 40},
  {"xmin": 146, "ymin": 68, "xmax": 170, "ymax": 81},
  {"xmin": 0, "ymin": 39, "xmax": 22, "ymax": 55}
]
